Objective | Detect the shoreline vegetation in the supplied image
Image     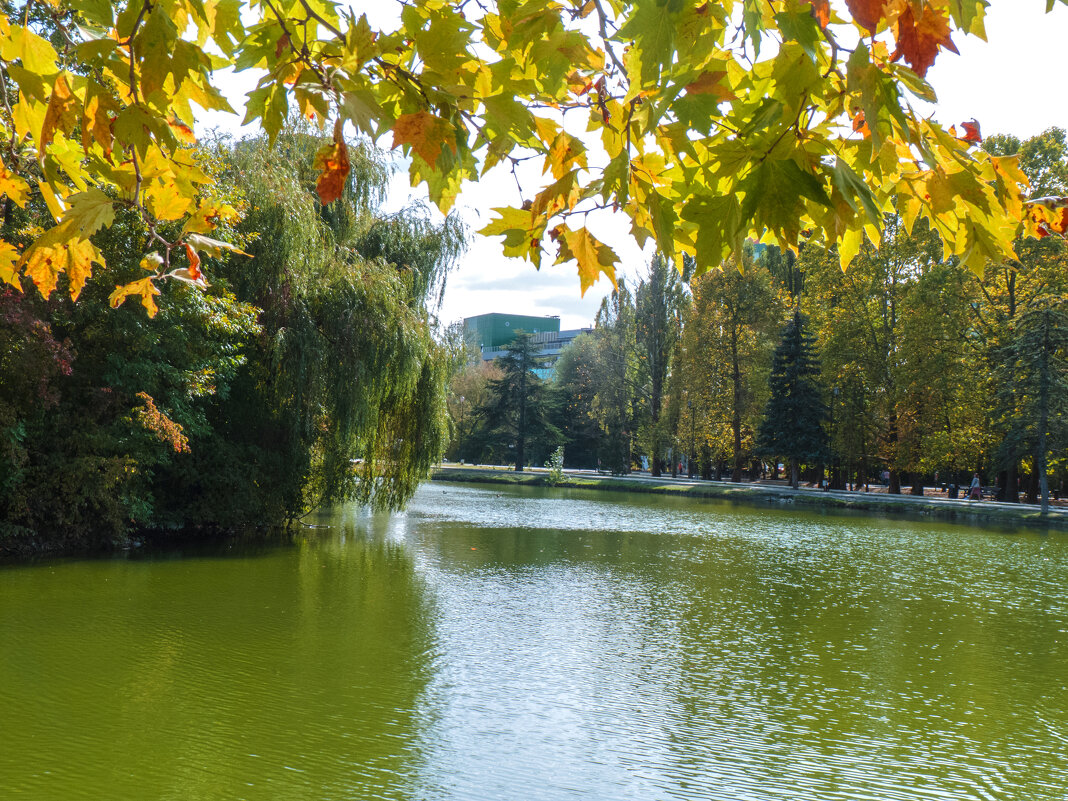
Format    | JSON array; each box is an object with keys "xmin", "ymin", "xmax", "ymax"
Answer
[{"xmin": 431, "ymin": 466, "xmax": 1068, "ymax": 532}]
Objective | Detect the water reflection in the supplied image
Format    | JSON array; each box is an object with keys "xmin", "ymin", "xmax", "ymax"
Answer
[
  {"xmin": 0, "ymin": 521, "xmax": 435, "ymax": 801},
  {"xmin": 2, "ymin": 482, "xmax": 1066, "ymax": 801}
]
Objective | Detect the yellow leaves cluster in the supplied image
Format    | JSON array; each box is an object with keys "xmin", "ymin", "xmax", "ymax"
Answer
[{"xmin": 0, "ymin": 0, "xmax": 1060, "ymax": 309}]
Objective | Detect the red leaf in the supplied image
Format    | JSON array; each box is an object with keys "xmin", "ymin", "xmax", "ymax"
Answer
[
  {"xmin": 185, "ymin": 243, "xmax": 202, "ymax": 280},
  {"xmin": 852, "ymin": 111, "xmax": 871, "ymax": 138},
  {"xmin": 845, "ymin": 0, "xmax": 884, "ymax": 33},
  {"xmin": 891, "ymin": 4, "xmax": 958, "ymax": 78},
  {"xmin": 960, "ymin": 119, "xmax": 982, "ymax": 144},
  {"xmin": 806, "ymin": 0, "xmax": 830, "ymax": 29}
]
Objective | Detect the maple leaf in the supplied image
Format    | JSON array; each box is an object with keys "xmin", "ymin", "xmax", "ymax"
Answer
[
  {"xmin": 1024, "ymin": 197, "xmax": 1068, "ymax": 239},
  {"xmin": 65, "ymin": 238, "xmax": 103, "ymax": 300},
  {"xmin": 845, "ymin": 0, "xmax": 884, "ymax": 33},
  {"xmin": 313, "ymin": 137, "xmax": 350, "ymax": 205},
  {"xmin": 684, "ymin": 70, "xmax": 734, "ymax": 101},
  {"xmin": 0, "ymin": 156, "xmax": 29, "ymax": 207},
  {"xmin": 852, "ymin": 111, "xmax": 871, "ymax": 138},
  {"xmin": 82, "ymin": 89, "xmax": 117, "ymax": 156},
  {"xmin": 558, "ymin": 226, "xmax": 619, "ymax": 296},
  {"xmin": 41, "ymin": 73, "xmax": 77, "ymax": 149},
  {"xmin": 185, "ymin": 243, "xmax": 202, "ymax": 280},
  {"xmin": 109, "ymin": 277, "xmax": 161, "ymax": 317},
  {"xmin": 22, "ymin": 243, "xmax": 66, "ymax": 297},
  {"xmin": 63, "ymin": 188, "xmax": 114, "ymax": 236},
  {"xmin": 960, "ymin": 118, "xmax": 982, "ymax": 144},
  {"xmin": 891, "ymin": 4, "xmax": 958, "ymax": 78},
  {"xmin": 0, "ymin": 239, "xmax": 21, "ymax": 289},
  {"xmin": 391, "ymin": 111, "xmax": 453, "ymax": 167},
  {"xmin": 806, "ymin": 0, "xmax": 830, "ymax": 29}
]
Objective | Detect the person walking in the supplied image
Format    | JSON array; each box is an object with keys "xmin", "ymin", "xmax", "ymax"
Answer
[{"xmin": 969, "ymin": 472, "xmax": 981, "ymax": 501}]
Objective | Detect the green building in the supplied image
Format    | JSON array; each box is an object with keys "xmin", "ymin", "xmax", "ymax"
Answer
[
  {"xmin": 463, "ymin": 312, "xmax": 591, "ymax": 379},
  {"xmin": 463, "ymin": 313, "xmax": 561, "ymax": 351}
]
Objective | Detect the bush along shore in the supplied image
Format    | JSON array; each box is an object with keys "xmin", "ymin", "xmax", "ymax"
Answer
[{"xmin": 431, "ymin": 467, "xmax": 1068, "ymax": 532}]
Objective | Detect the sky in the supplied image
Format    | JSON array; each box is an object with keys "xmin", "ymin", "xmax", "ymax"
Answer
[{"xmin": 197, "ymin": 2, "xmax": 1068, "ymax": 330}]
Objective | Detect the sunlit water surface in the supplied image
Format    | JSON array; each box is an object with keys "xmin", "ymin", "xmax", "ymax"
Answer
[{"xmin": 2, "ymin": 483, "xmax": 1066, "ymax": 800}]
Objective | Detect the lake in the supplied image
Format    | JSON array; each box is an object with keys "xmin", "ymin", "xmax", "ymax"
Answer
[{"xmin": 2, "ymin": 482, "xmax": 1066, "ymax": 800}]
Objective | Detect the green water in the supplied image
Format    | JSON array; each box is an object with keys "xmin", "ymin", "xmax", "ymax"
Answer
[{"xmin": 2, "ymin": 483, "xmax": 1066, "ymax": 800}]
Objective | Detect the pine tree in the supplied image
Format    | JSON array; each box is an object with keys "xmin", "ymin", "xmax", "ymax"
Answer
[
  {"xmin": 478, "ymin": 332, "xmax": 559, "ymax": 472},
  {"xmin": 993, "ymin": 300, "xmax": 1068, "ymax": 515},
  {"xmin": 758, "ymin": 311, "xmax": 830, "ymax": 488}
]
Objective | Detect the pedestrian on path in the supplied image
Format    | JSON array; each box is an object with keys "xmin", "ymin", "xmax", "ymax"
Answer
[{"xmin": 969, "ymin": 473, "xmax": 981, "ymax": 501}]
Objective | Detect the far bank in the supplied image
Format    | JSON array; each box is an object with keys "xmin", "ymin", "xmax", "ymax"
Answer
[{"xmin": 431, "ymin": 466, "xmax": 1068, "ymax": 532}]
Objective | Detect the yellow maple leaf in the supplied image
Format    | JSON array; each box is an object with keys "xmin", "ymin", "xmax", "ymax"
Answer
[
  {"xmin": 0, "ymin": 156, "xmax": 29, "ymax": 207},
  {"xmin": 109, "ymin": 276, "xmax": 161, "ymax": 317},
  {"xmin": 0, "ymin": 239, "xmax": 21, "ymax": 289},
  {"xmin": 22, "ymin": 243, "xmax": 68, "ymax": 297},
  {"xmin": 560, "ymin": 226, "xmax": 619, "ymax": 296},
  {"xmin": 41, "ymin": 73, "xmax": 77, "ymax": 150},
  {"xmin": 65, "ymin": 238, "xmax": 104, "ymax": 300},
  {"xmin": 147, "ymin": 179, "xmax": 194, "ymax": 221}
]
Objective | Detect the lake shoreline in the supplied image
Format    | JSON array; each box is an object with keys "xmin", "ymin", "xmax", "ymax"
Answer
[{"xmin": 431, "ymin": 466, "xmax": 1068, "ymax": 532}]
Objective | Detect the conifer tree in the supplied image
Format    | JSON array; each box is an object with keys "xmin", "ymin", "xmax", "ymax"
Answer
[
  {"xmin": 758, "ymin": 311, "xmax": 829, "ymax": 489},
  {"xmin": 992, "ymin": 300, "xmax": 1068, "ymax": 515},
  {"xmin": 478, "ymin": 332, "xmax": 558, "ymax": 472}
]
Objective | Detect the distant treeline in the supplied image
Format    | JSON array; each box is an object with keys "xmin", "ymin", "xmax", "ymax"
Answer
[{"xmin": 447, "ymin": 129, "xmax": 1068, "ymax": 509}]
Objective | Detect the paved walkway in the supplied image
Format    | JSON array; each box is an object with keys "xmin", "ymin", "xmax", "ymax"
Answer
[{"xmin": 444, "ymin": 464, "xmax": 1068, "ymax": 524}]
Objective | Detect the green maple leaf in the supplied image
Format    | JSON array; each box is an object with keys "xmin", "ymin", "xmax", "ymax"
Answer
[{"xmin": 63, "ymin": 188, "xmax": 115, "ymax": 236}]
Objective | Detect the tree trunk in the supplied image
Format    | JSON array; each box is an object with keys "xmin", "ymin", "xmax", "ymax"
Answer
[
  {"xmin": 910, "ymin": 473, "xmax": 924, "ymax": 496},
  {"xmin": 1037, "ymin": 314, "xmax": 1050, "ymax": 515},
  {"xmin": 790, "ymin": 458, "xmax": 799, "ymax": 489},
  {"xmin": 1004, "ymin": 464, "xmax": 1019, "ymax": 503},
  {"xmin": 730, "ymin": 331, "xmax": 743, "ymax": 482},
  {"xmin": 1027, "ymin": 457, "xmax": 1039, "ymax": 505}
]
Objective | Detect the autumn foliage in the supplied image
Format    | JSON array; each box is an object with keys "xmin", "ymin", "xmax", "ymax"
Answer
[{"xmin": 0, "ymin": 0, "xmax": 1067, "ymax": 311}]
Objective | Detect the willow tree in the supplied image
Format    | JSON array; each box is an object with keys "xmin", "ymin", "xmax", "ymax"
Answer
[{"xmin": 180, "ymin": 128, "xmax": 464, "ymax": 523}]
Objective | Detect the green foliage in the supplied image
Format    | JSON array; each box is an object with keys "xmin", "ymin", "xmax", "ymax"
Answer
[
  {"xmin": 551, "ymin": 332, "xmax": 603, "ymax": 469},
  {"xmin": 2, "ymin": 0, "xmax": 1062, "ymax": 311},
  {"xmin": 545, "ymin": 446, "xmax": 565, "ymax": 486},
  {"xmin": 476, "ymin": 332, "xmax": 560, "ymax": 472},
  {"xmin": 1, "ymin": 124, "xmax": 465, "ymax": 551},
  {"xmin": 757, "ymin": 310, "xmax": 829, "ymax": 487},
  {"xmin": 992, "ymin": 299, "xmax": 1068, "ymax": 512},
  {"xmin": 635, "ymin": 253, "xmax": 684, "ymax": 475}
]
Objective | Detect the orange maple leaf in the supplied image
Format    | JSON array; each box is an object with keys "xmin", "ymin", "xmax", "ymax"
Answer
[
  {"xmin": 391, "ymin": 111, "xmax": 453, "ymax": 167},
  {"xmin": 41, "ymin": 74, "xmax": 77, "ymax": 149},
  {"xmin": 891, "ymin": 4, "xmax": 958, "ymax": 78},
  {"xmin": 845, "ymin": 0, "xmax": 884, "ymax": 33},
  {"xmin": 806, "ymin": 0, "xmax": 830, "ymax": 29},
  {"xmin": 185, "ymin": 242, "xmax": 202, "ymax": 280},
  {"xmin": 960, "ymin": 118, "xmax": 982, "ymax": 144},
  {"xmin": 313, "ymin": 137, "xmax": 351, "ymax": 206},
  {"xmin": 684, "ymin": 70, "xmax": 735, "ymax": 101},
  {"xmin": 852, "ymin": 111, "xmax": 871, "ymax": 138}
]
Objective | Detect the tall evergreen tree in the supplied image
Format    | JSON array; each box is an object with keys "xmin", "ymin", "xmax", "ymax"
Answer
[
  {"xmin": 758, "ymin": 311, "xmax": 829, "ymax": 489},
  {"xmin": 992, "ymin": 300, "xmax": 1068, "ymax": 515},
  {"xmin": 478, "ymin": 332, "xmax": 558, "ymax": 472},
  {"xmin": 635, "ymin": 253, "xmax": 684, "ymax": 476}
]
